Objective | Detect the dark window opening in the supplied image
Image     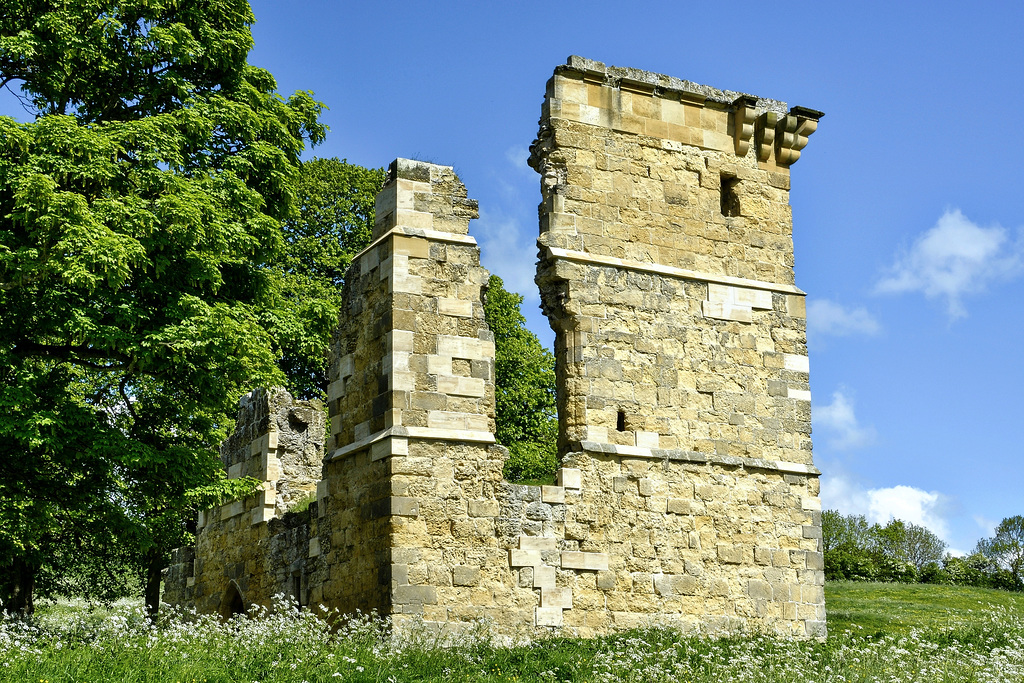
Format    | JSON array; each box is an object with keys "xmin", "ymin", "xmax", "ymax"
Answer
[
  {"xmin": 616, "ymin": 410, "xmax": 626, "ymax": 432},
  {"xmin": 721, "ymin": 174, "xmax": 741, "ymax": 217}
]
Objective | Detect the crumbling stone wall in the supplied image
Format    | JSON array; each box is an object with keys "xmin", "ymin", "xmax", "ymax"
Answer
[
  {"xmin": 529, "ymin": 56, "xmax": 826, "ymax": 636},
  {"xmin": 316, "ymin": 159, "xmax": 527, "ymax": 624},
  {"xmin": 167, "ymin": 57, "xmax": 827, "ymax": 639},
  {"xmin": 163, "ymin": 388, "xmax": 325, "ymax": 614}
]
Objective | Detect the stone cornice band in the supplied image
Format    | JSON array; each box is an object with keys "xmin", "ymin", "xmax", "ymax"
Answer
[{"xmin": 543, "ymin": 246, "xmax": 806, "ymax": 296}]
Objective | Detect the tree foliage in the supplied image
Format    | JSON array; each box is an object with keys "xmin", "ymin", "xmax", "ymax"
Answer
[
  {"xmin": 0, "ymin": 0, "xmax": 324, "ymax": 614},
  {"xmin": 482, "ymin": 275, "xmax": 557, "ymax": 482},
  {"xmin": 822, "ymin": 510, "xmax": 874, "ymax": 554},
  {"xmin": 822, "ymin": 511, "xmax": 947, "ymax": 583},
  {"xmin": 265, "ymin": 158, "xmax": 385, "ymax": 400},
  {"xmin": 976, "ymin": 516, "xmax": 1024, "ymax": 586}
]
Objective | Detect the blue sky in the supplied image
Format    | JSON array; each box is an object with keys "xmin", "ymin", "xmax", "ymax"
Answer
[{"xmin": 4, "ymin": 0, "xmax": 1022, "ymax": 555}]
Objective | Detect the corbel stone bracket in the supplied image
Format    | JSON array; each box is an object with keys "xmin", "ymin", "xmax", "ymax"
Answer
[
  {"xmin": 775, "ymin": 107, "xmax": 824, "ymax": 165},
  {"xmin": 754, "ymin": 111, "xmax": 779, "ymax": 162},
  {"xmin": 732, "ymin": 95, "xmax": 758, "ymax": 157}
]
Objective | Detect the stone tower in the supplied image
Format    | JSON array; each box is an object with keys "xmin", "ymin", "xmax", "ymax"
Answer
[
  {"xmin": 314, "ymin": 158, "xmax": 511, "ymax": 620},
  {"xmin": 530, "ymin": 56, "xmax": 826, "ymax": 636}
]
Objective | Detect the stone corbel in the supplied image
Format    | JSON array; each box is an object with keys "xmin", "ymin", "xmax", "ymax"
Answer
[
  {"xmin": 732, "ymin": 95, "xmax": 758, "ymax": 157},
  {"xmin": 754, "ymin": 111, "xmax": 779, "ymax": 162},
  {"xmin": 774, "ymin": 106, "xmax": 824, "ymax": 165}
]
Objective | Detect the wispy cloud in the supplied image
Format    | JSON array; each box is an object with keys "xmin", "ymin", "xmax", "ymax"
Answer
[
  {"xmin": 806, "ymin": 299, "xmax": 881, "ymax": 339},
  {"xmin": 876, "ymin": 209, "xmax": 1023, "ymax": 318},
  {"xmin": 973, "ymin": 514, "xmax": 998, "ymax": 539},
  {"xmin": 813, "ymin": 388, "xmax": 876, "ymax": 450},
  {"xmin": 475, "ymin": 209, "xmax": 538, "ymax": 300},
  {"xmin": 476, "ymin": 146, "xmax": 539, "ymax": 300},
  {"xmin": 504, "ymin": 145, "xmax": 531, "ymax": 174}
]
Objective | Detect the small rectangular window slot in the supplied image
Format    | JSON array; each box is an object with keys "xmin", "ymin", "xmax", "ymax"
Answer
[
  {"xmin": 721, "ymin": 174, "xmax": 741, "ymax": 217},
  {"xmin": 616, "ymin": 410, "xmax": 626, "ymax": 432}
]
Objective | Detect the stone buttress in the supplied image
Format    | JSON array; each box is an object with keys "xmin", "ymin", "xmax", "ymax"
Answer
[
  {"xmin": 316, "ymin": 159, "xmax": 519, "ymax": 623},
  {"xmin": 529, "ymin": 56, "xmax": 826, "ymax": 637}
]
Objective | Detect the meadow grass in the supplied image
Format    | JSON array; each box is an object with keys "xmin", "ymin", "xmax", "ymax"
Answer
[
  {"xmin": 825, "ymin": 580, "xmax": 1024, "ymax": 634},
  {"xmin": 3, "ymin": 583, "xmax": 1024, "ymax": 682}
]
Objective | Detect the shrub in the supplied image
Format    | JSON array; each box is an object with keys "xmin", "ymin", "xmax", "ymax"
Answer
[{"xmin": 825, "ymin": 545, "xmax": 878, "ymax": 581}]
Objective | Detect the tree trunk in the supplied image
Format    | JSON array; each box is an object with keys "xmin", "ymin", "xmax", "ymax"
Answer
[
  {"xmin": 1, "ymin": 556, "xmax": 36, "ymax": 616},
  {"xmin": 144, "ymin": 547, "xmax": 163, "ymax": 618}
]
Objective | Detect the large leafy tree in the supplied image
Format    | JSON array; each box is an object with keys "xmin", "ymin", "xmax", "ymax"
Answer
[
  {"xmin": 0, "ymin": 0, "xmax": 324, "ymax": 614},
  {"xmin": 483, "ymin": 275, "xmax": 557, "ymax": 482},
  {"xmin": 874, "ymin": 519, "xmax": 947, "ymax": 572}
]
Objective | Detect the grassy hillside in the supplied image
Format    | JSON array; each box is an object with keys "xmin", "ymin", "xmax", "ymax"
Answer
[{"xmin": 825, "ymin": 580, "xmax": 1024, "ymax": 634}]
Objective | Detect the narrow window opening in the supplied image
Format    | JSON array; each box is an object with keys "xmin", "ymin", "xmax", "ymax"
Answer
[
  {"xmin": 616, "ymin": 410, "xmax": 626, "ymax": 432},
  {"xmin": 721, "ymin": 174, "xmax": 741, "ymax": 217},
  {"xmin": 220, "ymin": 582, "xmax": 245, "ymax": 620}
]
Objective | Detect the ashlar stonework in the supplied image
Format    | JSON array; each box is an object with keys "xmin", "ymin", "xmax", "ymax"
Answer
[{"xmin": 164, "ymin": 56, "xmax": 826, "ymax": 638}]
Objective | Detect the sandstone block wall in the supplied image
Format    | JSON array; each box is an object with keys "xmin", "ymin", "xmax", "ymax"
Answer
[
  {"xmin": 163, "ymin": 388, "xmax": 324, "ymax": 615},
  {"xmin": 530, "ymin": 56, "xmax": 826, "ymax": 636},
  {"xmin": 317, "ymin": 159, "xmax": 517, "ymax": 623}
]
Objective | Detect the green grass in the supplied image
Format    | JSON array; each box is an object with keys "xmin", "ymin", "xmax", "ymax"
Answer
[
  {"xmin": 6, "ymin": 584, "xmax": 1024, "ymax": 681},
  {"xmin": 825, "ymin": 580, "xmax": 1024, "ymax": 634}
]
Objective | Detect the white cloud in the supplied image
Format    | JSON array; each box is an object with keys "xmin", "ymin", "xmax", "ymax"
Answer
[
  {"xmin": 865, "ymin": 486, "xmax": 951, "ymax": 541},
  {"xmin": 973, "ymin": 514, "xmax": 998, "ymax": 539},
  {"xmin": 806, "ymin": 299, "xmax": 880, "ymax": 338},
  {"xmin": 876, "ymin": 209, "xmax": 1023, "ymax": 318},
  {"xmin": 820, "ymin": 472, "xmax": 954, "ymax": 545},
  {"xmin": 473, "ymin": 147, "xmax": 540, "ymax": 299},
  {"xmin": 475, "ymin": 209, "xmax": 538, "ymax": 300},
  {"xmin": 813, "ymin": 389, "xmax": 876, "ymax": 450}
]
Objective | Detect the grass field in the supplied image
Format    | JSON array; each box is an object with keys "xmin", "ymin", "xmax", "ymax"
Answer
[
  {"xmin": 825, "ymin": 580, "xmax": 1024, "ymax": 634},
  {"xmin": 3, "ymin": 582, "xmax": 1024, "ymax": 682}
]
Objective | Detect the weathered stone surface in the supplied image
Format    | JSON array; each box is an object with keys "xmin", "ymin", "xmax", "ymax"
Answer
[
  {"xmin": 530, "ymin": 56, "xmax": 824, "ymax": 638},
  {"xmin": 166, "ymin": 57, "xmax": 825, "ymax": 640}
]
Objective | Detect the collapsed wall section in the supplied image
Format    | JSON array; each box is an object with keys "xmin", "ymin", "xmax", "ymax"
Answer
[
  {"xmin": 530, "ymin": 56, "xmax": 826, "ymax": 636},
  {"xmin": 163, "ymin": 388, "xmax": 325, "ymax": 615}
]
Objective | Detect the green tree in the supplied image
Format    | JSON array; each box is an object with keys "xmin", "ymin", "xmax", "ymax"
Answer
[
  {"xmin": 0, "ymin": 0, "xmax": 324, "ymax": 614},
  {"xmin": 264, "ymin": 158, "xmax": 386, "ymax": 400},
  {"xmin": 483, "ymin": 275, "xmax": 557, "ymax": 482},
  {"xmin": 821, "ymin": 511, "xmax": 945, "ymax": 581},
  {"xmin": 976, "ymin": 516, "xmax": 1024, "ymax": 586},
  {"xmin": 900, "ymin": 521, "xmax": 948, "ymax": 571},
  {"xmin": 822, "ymin": 510, "xmax": 874, "ymax": 553},
  {"xmin": 874, "ymin": 519, "xmax": 946, "ymax": 572}
]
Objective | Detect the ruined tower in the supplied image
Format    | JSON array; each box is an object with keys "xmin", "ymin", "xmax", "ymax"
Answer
[
  {"xmin": 166, "ymin": 57, "xmax": 826, "ymax": 638},
  {"xmin": 530, "ymin": 56, "xmax": 826, "ymax": 635}
]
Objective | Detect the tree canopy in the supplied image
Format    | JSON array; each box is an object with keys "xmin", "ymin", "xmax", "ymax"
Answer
[
  {"xmin": 822, "ymin": 511, "xmax": 947, "ymax": 582},
  {"xmin": 976, "ymin": 516, "xmax": 1024, "ymax": 586},
  {"xmin": 482, "ymin": 275, "xmax": 557, "ymax": 482},
  {"xmin": 266, "ymin": 157, "xmax": 385, "ymax": 400},
  {"xmin": 0, "ymin": 0, "xmax": 324, "ymax": 614}
]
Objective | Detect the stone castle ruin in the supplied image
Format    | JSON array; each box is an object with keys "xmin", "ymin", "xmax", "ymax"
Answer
[{"xmin": 164, "ymin": 56, "xmax": 826, "ymax": 637}]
